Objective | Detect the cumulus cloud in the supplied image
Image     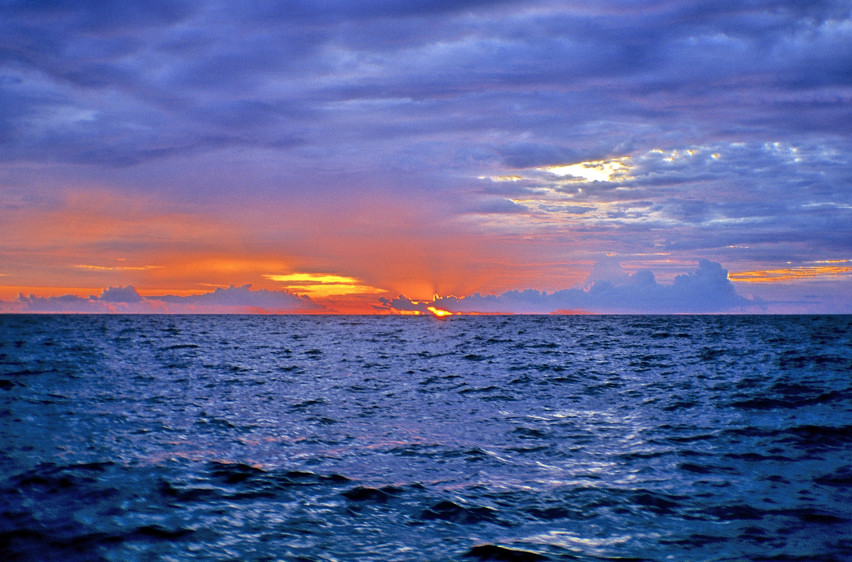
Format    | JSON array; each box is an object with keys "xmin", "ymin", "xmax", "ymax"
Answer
[
  {"xmin": 0, "ymin": 285, "xmax": 316, "ymax": 314},
  {"xmin": 99, "ymin": 285, "xmax": 144, "ymax": 303},
  {"xmin": 582, "ymin": 256, "xmax": 632, "ymax": 289},
  {"xmin": 380, "ymin": 260, "xmax": 755, "ymax": 314}
]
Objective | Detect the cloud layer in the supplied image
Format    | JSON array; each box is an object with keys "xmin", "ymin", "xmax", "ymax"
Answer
[
  {"xmin": 1, "ymin": 1, "xmax": 849, "ymax": 311},
  {"xmin": 4, "ymin": 1, "xmax": 848, "ymax": 167}
]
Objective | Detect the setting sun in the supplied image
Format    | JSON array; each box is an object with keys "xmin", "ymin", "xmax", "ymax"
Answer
[{"xmin": 427, "ymin": 306, "xmax": 453, "ymax": 317}]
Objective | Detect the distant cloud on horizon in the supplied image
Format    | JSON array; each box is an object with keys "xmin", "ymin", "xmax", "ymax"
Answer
[
  {"xmin": 2, "ymin": 285, "xmax": 318, "ymax": 314},
  {"xmin": 0, "ymin": 260, "xmax": 756, "ymax": 314},
  {"xmin": 380, "ymin": 260, "xmax": 757, "ymax": 315}
]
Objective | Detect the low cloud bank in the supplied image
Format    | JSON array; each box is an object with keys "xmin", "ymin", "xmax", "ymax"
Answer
[
  {"xmin": 380, "ymin": 260, "xmax": 756, "ymax": 314},
  {"xmin": 150, "ymin": 285, "xmax": 316, "ymax": 312},
  {"xmin": 2, "ymin": 285, "xmax": 317, "ymax": 314},
  {"xmin": 1, "ymin": 261, "xmax": 756, "ymax": 314}
]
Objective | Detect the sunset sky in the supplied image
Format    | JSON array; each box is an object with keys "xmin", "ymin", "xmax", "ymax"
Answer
[{"xmin": 1, "ymin": 1, "xmax": 850, "ymax": 313}]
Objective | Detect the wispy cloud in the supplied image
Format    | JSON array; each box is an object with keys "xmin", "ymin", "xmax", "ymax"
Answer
[
  {"xmin": 730, "ymin": 261, "xmax": 852, "ymax": 283},
  {"xmin": 75, "ymin": 264, "xmax": 162, "ymax": 272}
]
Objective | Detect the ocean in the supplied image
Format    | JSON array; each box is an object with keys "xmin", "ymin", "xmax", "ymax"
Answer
[{"xmin": 0, "ymin": 314, "xmax": 850, "ymax": 561}]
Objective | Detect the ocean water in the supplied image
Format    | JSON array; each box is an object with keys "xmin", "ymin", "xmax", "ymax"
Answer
[{"xmin": 0, "ymin": 314, "xmax": 850, "ymax": 561}]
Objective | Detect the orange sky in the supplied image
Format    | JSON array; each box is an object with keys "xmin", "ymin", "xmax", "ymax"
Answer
[
  {"xmin": 0, "ymin": 185, "xmax": 548, "ymax": 311},
  {"xmin": 1, "ymin": 181, "xmax": 597, "ymax": 311},
  {"xmin": 1, "ymin": 179, "xmax": 849, "ymax": 313}
]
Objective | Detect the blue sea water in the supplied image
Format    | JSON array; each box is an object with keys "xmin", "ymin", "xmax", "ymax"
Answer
[{"xmin": 0, "ymin": 314, "xmax": 850, "ymax": 561}]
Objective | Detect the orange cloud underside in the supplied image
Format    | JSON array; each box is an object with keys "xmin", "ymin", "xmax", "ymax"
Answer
[{"xmin": 729, "ymin": 265, "xmax": 852, "ymax": 283}]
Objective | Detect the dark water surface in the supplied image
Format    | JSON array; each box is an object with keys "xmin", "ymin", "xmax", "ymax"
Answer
[{"xmin": 1, "ymin": 315, "xmax": 850, "ymax": 561}]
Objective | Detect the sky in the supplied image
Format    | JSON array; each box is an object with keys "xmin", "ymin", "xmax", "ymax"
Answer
[{"xmin": 1, "ymin": 0, "xmax": 850, "ymax": 314}]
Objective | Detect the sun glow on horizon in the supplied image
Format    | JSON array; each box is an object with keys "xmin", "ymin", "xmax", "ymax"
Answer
[
  {"xmin": 264, "ymin": 272, "xmax": 386, "ymax": 297},
  {"xmin": 426, "ymin": 306, "xmax": 453, "ymax": 317}
]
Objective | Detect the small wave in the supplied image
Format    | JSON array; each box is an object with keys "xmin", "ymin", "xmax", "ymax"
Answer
[
  {"xmin": 703, "ymin": 503, "xmax": 765, "ymax": 521},
  {"xmin": 464, "ymin": 543, "xmax": 549, "ymax": 561},
  {"xmin": 1, "ymin": 368, "xmax": 59, "ymax": 377},
  {"xmin": 662, "ymin": 533, "xmax": 728, "ymax": 548},
  {"xmin": 421, "ymin": 499, "xmax": 500, "ymax": 525},
  {"xmin": 290, "ymin": 397, "xmax": 327, "ymax": 409},
  {"xmin": 343, "ymin": 485, "xmax": 403, "ymax": 502},
  {"xmin": 723, "ymin": 452, "xmax": 795, "ymax": 462},
  {"xmin": 526, "ymin": 504, "xmax": 585, "ymax": 521},
  {"xmin": 204, "ymin": 461, "xmax": 351, "ymax": 499},
  {"xmin": 697, "ymin": 347, "xmax": 727, "ymax": 361},
  {"xmin": 208, "ymin": 461, "xmax": 265, "ymax": 484},
  {"xmin": 779, "ymin": 424, "xmax": 852, "ymax": 449},
  {"xmin": 814, "ymin": 466, "xmax": 852, "ymax": 487},
  {"xmin": 511, "ymin": 426, "xmax": 549, "ymax": 439},
  {"xmin": 0, "ymin": 527, "xmax": 126, "ymax": 560},
  {"xmin": 11, "ymin": 462, "xmax": 116, "ymax": 495},
  {"xmin": 130, "ymin": 524, "xmax": 195, "ymax": 540},
  {"xmin": 678, "ymin": 462, "xmax": 738, "ymax": 475},
  {"xmin": 159, "ymin": 480, "xmax": 221, "ymax": 502},
  {"xmin": 773, "ymin": 507, "xmax": 848, "ymax": 525},
  {"xmin": 661, "ymin": 399, "xmax": 698, "ymax": 411},
  {"xmin": 777, "ymin": 352, "xmax": 849, "ymax": 369},
  {"xmin": 728, "ymin": 386, "xmax": 851, "ymax": 410},
  {"xmin": 628, "ymin": 491, "xmax": 684, "ymax": 515}
]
